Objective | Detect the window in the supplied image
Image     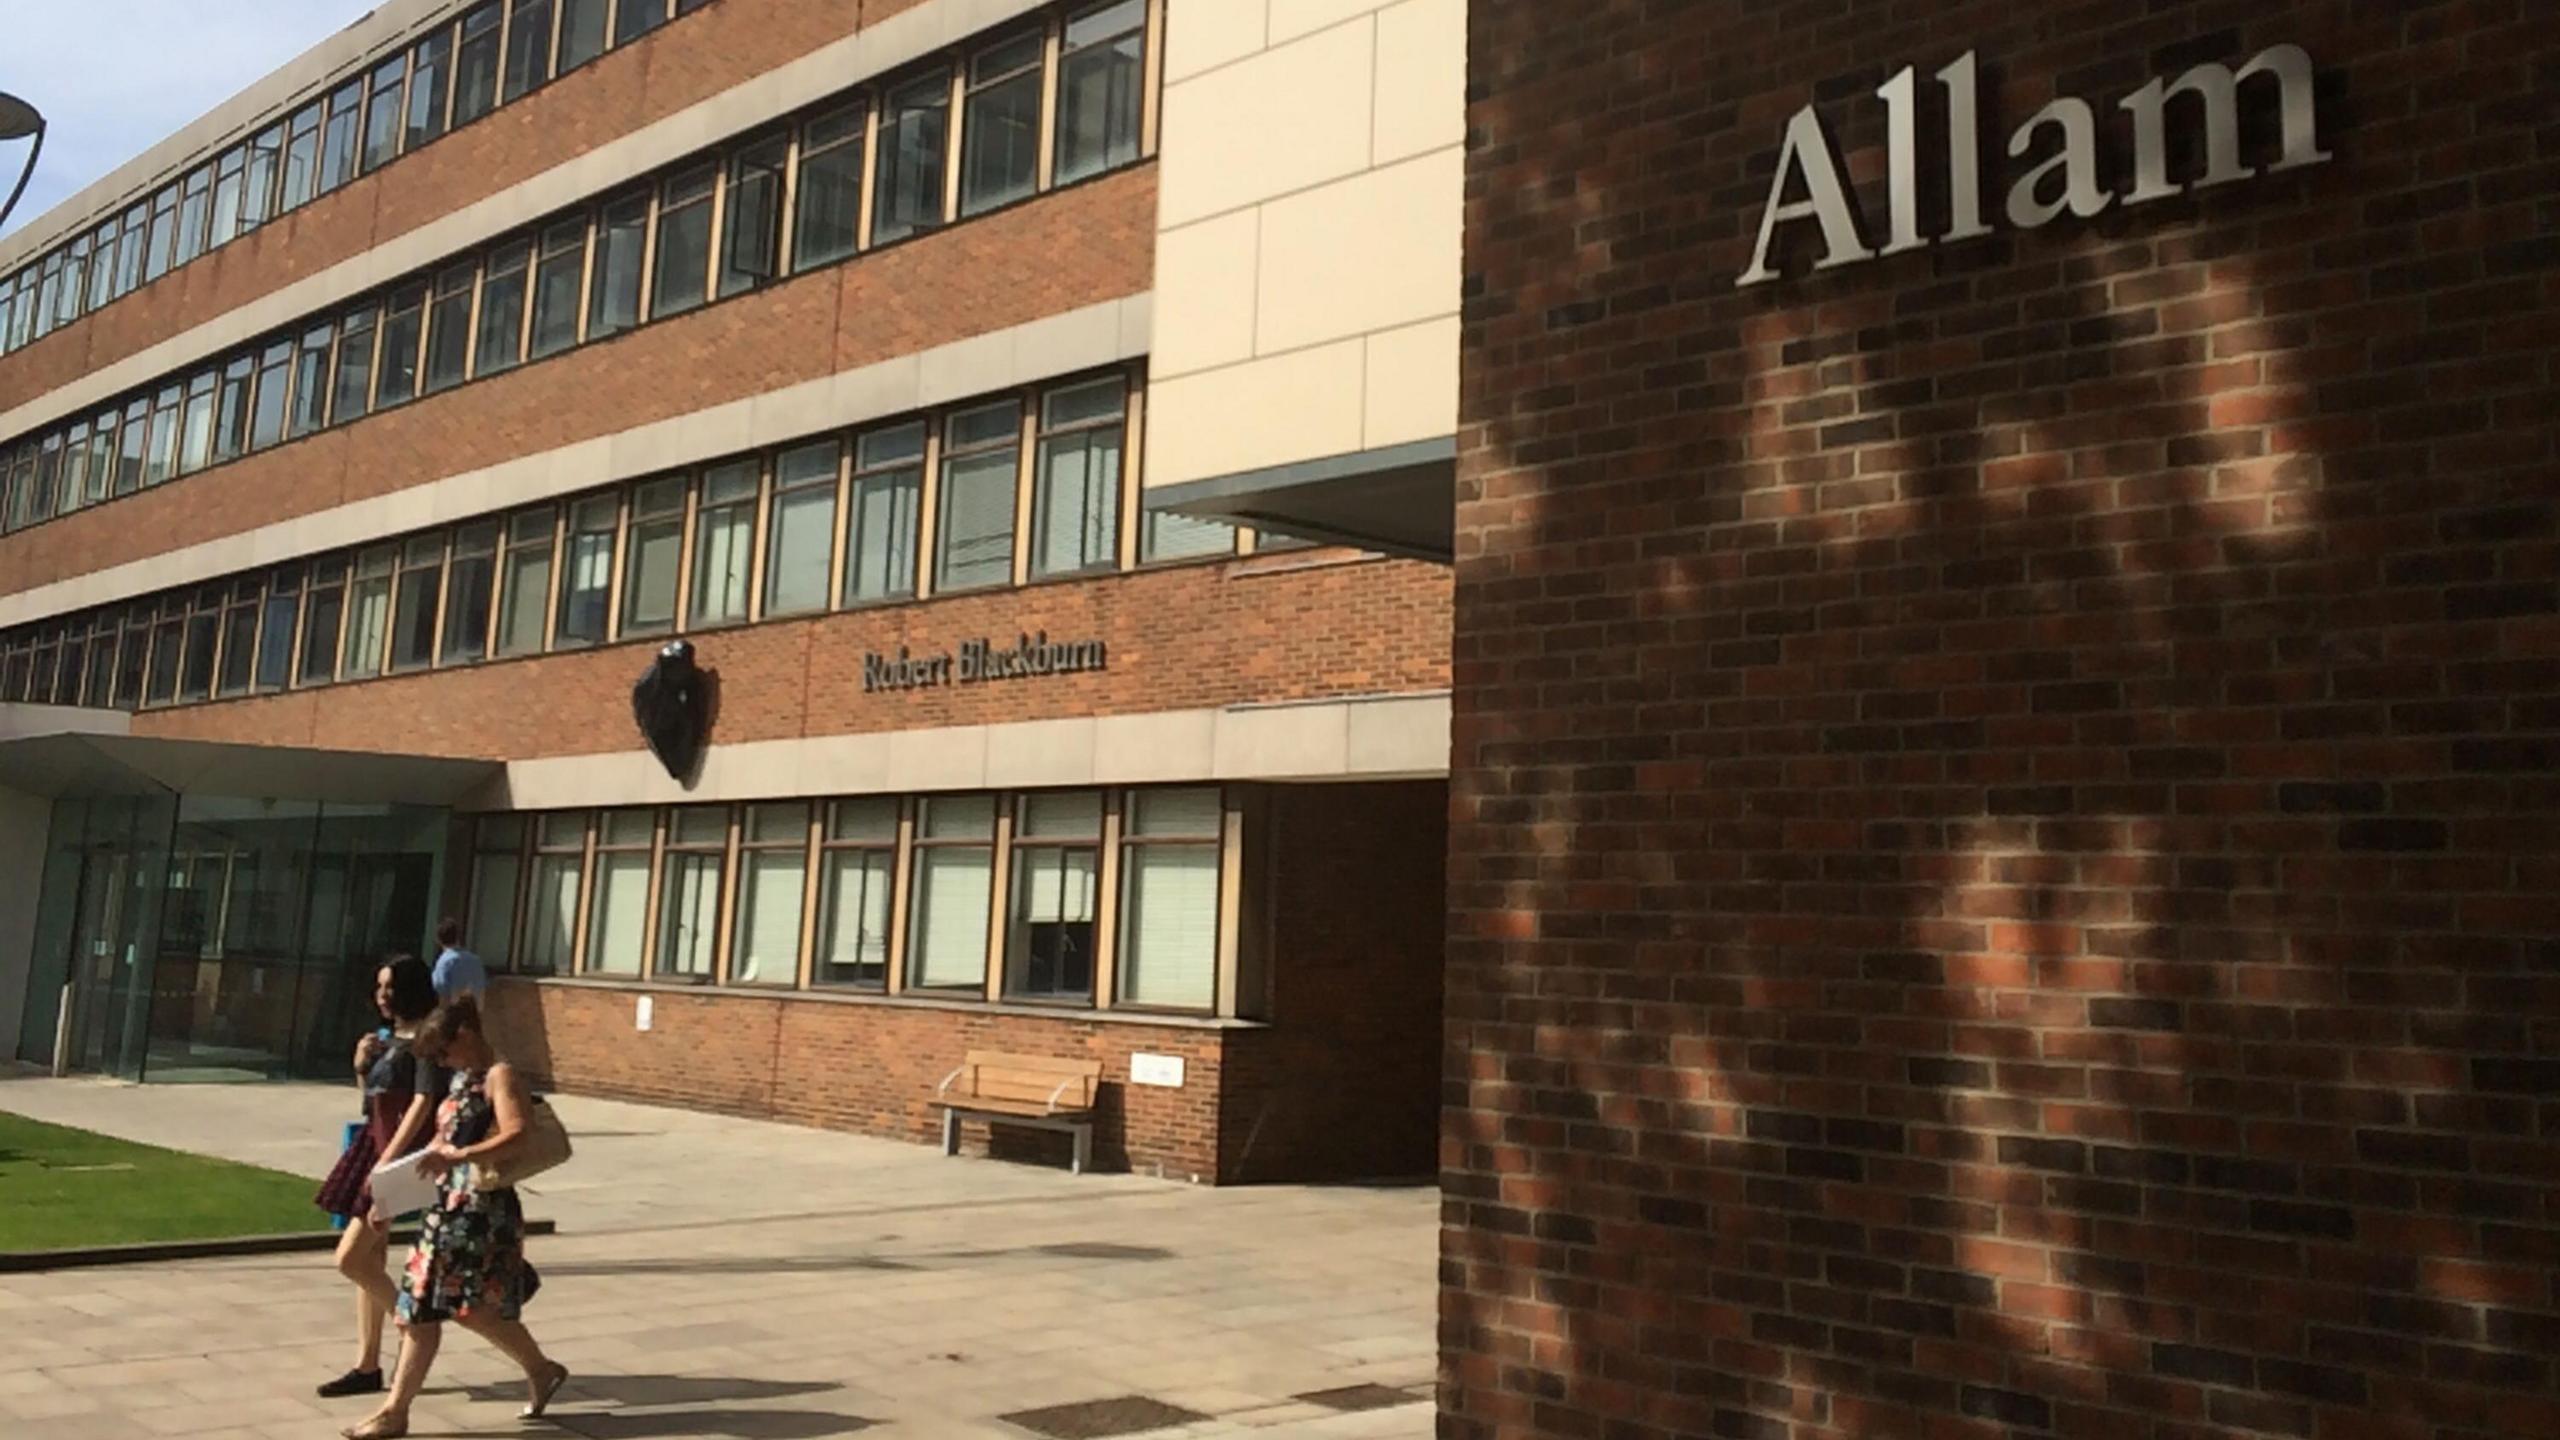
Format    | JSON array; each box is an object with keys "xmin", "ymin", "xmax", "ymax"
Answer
[
  {"xmin": 283, "ymin": 103, "xmax": 323, "ymax": 211},
  {"xmin": 765, "ymin": 441, "xmax": 838, "ymax": 616},
  {"xmin": 216, "ymin": 580, "xmax": 262, "ymax": 698},
  {"xmin": 390, "ymin": 535, "xmax": 445, "ymax": 671},
  {"xmin": 936, "ymin": 400, "xmax": 1021, "ymax": 591},
  {"xmin": 59, "ymin": 423, "xmax": 89, "ymax": 513},
  {"xmin": 621, "ymin": 477, "xmax": 685, "ymax": 636},
  {"xmin": 651, "ymin": 164, "xmax": 715, "ymax": 319},
  {"xmin": 657, "ymin": 807, "xmax": 726, "ymax": 979},
  {"xmin": 557, "ymin": 0, "xmax": 608, "ymax": 72},
  {"xmin": 211, "ymin": 147, "xmax": 247, "ymax": 244},
  {"xmin": 250, "ymin": 340, "xmax": 294, "ymax": 450},
  {"xmin": 555, "ymin": 495, "xmax": 618, "ymax": 647},
  {"xmin": 1119, "ymin": 789, "xmax": 1221, "ymax": 1009},
  {"xmin": 1032, "ymin": 377, "xmax": 1124, "ymax": 577},
  {"xmin": 503, "ymin": 0, "xmax": 555, "ymax": 102},
  {"xmin": 28, "ymin": 626, "xmax": 59, "ymax": 705},
  {"xmin": 585, "ymin": 809, "xmax": 653, "ymax": 975},
  {"xmin": 529, "ymin": 218, "xmax": 586, "ymax": 357},
  {"xmin": 256, "ymin": 567, "xmax": 301, "ymax": 691},
  {"xmin": 466, "ymin": 817, "xmax": 526, "ymax": 971},
  {"xmin": 299, "ymin": 558, "xmax": 347, "ymax": 685},
  {"xmin": 88, "ymin": 411, "xmax": 120, "ymax": 506},
  {"xmin": 32, "ymin": 433, "xmax": 61, "ymax": 520},
  {"xmin": 175, "ymin": 167, "xmax": 212, "ymax": 266},
  {"xmin": 87, "ymin": 223, "xmax": 118, "ymax": 311},
  {"xmin": 1006, "ymin": 791, "xmax": 1100, "ymax": 1002},
  {"xmin": 423, "ymin": 264, "xmax": 474, "ymax": 394},
  {"xmin": 874, "ymin": 75, "xmax": 952, "ymax": 244},
  {"xmin": 407, "ymin": 30, "xmax": 453, "ymax": 151},
  {"xmin": 845, "ymin": 421, "xmax": 921, "ymax": 604},
  {"xmin": 213, "ymin": 355, "xmax": 255, "ymax": 463},
  {"xmin": 526, "ymin": 811, "xmax": 588, "ymax": 975},
  {"xmin": 476, "ymin": 238, "xmax": 531, "ymax": 375},
  {"xmin": 962, "ymin": 32, "xmax": 1043, "ymax": 216},
  {"xmin": 497, "ymin": 508, "xmax": 556, "ymax": 655},
  {"xmin": 587, "ymin": 194, "xmax": 647, "ymax": 340},
  {"xmin": 321, "ymin": 80, "xmax": 364, "ymax": 193},
  {"xmin": 793, "ymin": 102, "xmax": 865, "ymax": 270},
  {"xmin": 616, "ymin": 0, "xmax": 666, "ymax": 46},
  {"xmin": 83, "ymin": 617, "xmax": 120, "ymax": 708},
  {"xmin": 363, "ymin": 56, "xmax": 408, "ymax": 172},
  {"xmin": 116, "ymin": 204, "xmax": 150, "ymax": 296},
  {"xmin": 244, "ymin": 126, "xmax": 284, "ymax": 231},
  {"xmin": 377, "ymin": 285, "xmax": 426, "ymax": 407},
  {"xmin": 145, "ymin": 384, "xmax": 182, "ymax": 487},
  {"xmin": 179, "ymin": 372, "xmax": 217, "ymax": 474},
  {"xmin": 732, "ymin": 803, "xmax": 808, "ymax": 986},
  {"xmin": 54, "ymin": 618, "xmax": 88, "ymax": 707},
  {"xmin": 179, "ymin": 588, "xmax": 220, "ymax": 703},
  {"xmin": 689, "ymin": 460, "xmax": 757, "ymax": 627},
  {"xmin": 292, "ymin": 322, "xmax": 335, "ymax": 437},
  {"xmin": 333, "ymin": 303, "xmax": 379, "ymax": 422},
  {"xmin": 443, "ymin": 522, "xmax": 498, "ymax": 664},
  {"xmin": 116, "ymin": 398, "xmax": 147, "ymax": 495},
  {"xmin": 115, "ymin": 610, "xmax": 151, "ymax": 708},
  {"xmin": 720, "ymin": 137, "xmax": 787, "ymax": 297},
  {"xmin": 909, "ymin": 796, "xmax": 994, "ymax": 991},
  {"xmin": 815, "ymin": 798, "xmax": 894, "ymax": 988},
  {"xmin": 144, "ymin": 186, "xmax": 179, "ymax": 281},
  {"xmin": 341, "ymin": 546, "xmax": 396, "ymax": 679},
  {"xmin": 453, "ymin": 4, "xmax": 503, "ymax": 125}
]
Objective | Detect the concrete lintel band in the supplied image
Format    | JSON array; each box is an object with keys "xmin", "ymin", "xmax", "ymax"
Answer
[
  {"xmin": 0, "ymin": 294, "xmax": 1153, "ymax": 630},
  {"xmin": 0, "ymin": 0, "xmax": 1056, "ymax": 441},
  {"xmin": 478, "ymin": 692, "xmax": 1455, "ymax": 813}
]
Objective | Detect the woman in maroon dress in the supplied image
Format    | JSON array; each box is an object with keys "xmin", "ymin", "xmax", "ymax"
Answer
[{"xmin": 310, "ymin": 955, "xmax": 442, "ymax": 1399}]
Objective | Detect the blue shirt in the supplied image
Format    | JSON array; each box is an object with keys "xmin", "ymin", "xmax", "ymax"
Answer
[{"xmin": 432, "ymin": 946, "xmax": 487, "ymax": 999}]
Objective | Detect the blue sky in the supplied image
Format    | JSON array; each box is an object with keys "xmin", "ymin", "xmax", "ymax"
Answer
[{"xmin": 1, "ymin": 0, "xmax": 381, "ymax": 238}]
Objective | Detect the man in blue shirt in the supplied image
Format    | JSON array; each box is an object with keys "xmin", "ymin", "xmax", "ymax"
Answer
[{"xmin": 431, "ymin": 917, "xmax": 487, "ymax": 1000}]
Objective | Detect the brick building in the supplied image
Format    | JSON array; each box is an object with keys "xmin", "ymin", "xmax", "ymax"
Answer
[
  {"xmin": 0, "ymin": 0, "xmax": 1465, "ymax": 1186},
  {"xmin": 1445, "ymin": 2, "xmax": 2558, "ymax": 1438}
]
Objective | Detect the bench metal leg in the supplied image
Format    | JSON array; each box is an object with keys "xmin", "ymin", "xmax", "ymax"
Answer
[
  {"xmin": 1071, "ymin": 1124, "xmax": 1091, "ymax": 1176},
  {"xmin": 942, "ymin": 1108, "xmax": 960, "ymax": 1158}
]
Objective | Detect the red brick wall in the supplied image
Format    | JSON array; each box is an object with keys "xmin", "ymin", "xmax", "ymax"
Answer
[
  {"xmin": 0, "ymin": 167, "xmax": 1156, "ymax": 599},
  {"xmin": 1223, "ymin": 781, "xmax": 1448, "ymax": 1183},
  {"xmin": 1451, "ymin": 4, "xmax": 2557, "ymax": 1439},
  {"xmin": 0, "ymin": 0, "xmax": 936, "ymax": 413},
  {"xmin": 131, "ymin": 551, "xmax": 1450, "ymax": 757}
]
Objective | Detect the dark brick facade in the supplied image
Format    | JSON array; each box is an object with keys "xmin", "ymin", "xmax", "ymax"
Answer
[{"xmin": 1449, "ymin": 3, "xmax": 2556, "ymax": 1438}]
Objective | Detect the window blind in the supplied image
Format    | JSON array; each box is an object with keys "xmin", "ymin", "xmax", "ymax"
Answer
[
  {"xmin": 913, "ymin": 850, "xmax": 991, "ymax": 987},
  {"xmin": 1121, "ymin": 846, "xmax": 1217, "ymax": 1009},
  {"xmin": 733, "ymin": 851, "xmax": 805, "ymax": 984}
]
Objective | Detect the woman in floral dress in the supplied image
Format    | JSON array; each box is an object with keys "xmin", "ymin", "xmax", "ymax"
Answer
[{"xmin": 343, "ymin": 995, "xmax": 568, "ymax": 1440}]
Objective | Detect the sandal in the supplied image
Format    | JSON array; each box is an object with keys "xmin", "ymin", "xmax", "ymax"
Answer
[
  {"xmin": 341, "ymin": 1415, "xmax": 408, "ymax": 1440},
  {"xmin": 523, "ymin": 1361, "xmax": 570, "ymax": 1419}
]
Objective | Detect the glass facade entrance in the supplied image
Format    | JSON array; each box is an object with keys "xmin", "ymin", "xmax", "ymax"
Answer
[{"xmin": 16, "ymin": 793, "xmax": 449, "ymax": 1081}]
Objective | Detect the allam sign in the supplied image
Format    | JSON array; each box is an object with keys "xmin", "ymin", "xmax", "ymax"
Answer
[{"xmin": 1737, "ymin": 44, "xmax": 2330, "ymax": 287}]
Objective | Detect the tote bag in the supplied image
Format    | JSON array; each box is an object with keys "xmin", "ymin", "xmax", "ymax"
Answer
[{"xmin": 475, "ymin": 1094, "xmax": 572, "ymax": 1190}]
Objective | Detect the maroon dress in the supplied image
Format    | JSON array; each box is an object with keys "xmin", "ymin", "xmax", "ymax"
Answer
[{"xmin": 314, "ymin": 1034, "xmax": 440, "ymax": 1219}]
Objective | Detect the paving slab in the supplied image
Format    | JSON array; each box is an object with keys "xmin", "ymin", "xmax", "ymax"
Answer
[{"xmin": 0, "ymin": 1075, "xmax": 1434, "ymax": 1439}]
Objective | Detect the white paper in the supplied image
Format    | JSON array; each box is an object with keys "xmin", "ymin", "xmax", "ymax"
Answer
[
  {"xmin": 368, "ymin": 1149, "xmax": 439, "ymax": 1218},
  {"xmin": 1130, "ymin": 1053, "xmax": 1185, "ymax": 1088}
]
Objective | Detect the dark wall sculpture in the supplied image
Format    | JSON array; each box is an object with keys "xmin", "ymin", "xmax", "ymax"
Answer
[{"xmin": 631, "ymin": 640, "xmax": 711, "ymax": 783}]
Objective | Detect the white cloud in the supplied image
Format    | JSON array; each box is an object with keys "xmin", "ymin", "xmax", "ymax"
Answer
[{"xmin": 0, "ymin": 0, "xmax": 383, "ymax": 238}]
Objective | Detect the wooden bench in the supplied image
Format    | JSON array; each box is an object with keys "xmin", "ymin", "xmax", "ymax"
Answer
[{"xmin": 934, "ymin": 1051, "xmax": 1103, "ymax": 1174}]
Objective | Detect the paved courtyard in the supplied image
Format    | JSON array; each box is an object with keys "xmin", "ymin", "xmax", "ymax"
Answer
[{"xmin": 0, "ymin": 1074, "xmax": 1435, "ymax": 1440}]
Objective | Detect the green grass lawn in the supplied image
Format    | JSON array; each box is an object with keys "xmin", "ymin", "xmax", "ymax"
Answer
[{"xmin": 0, "ymin": 1112, "xmax": 330, "ymax": 1254}]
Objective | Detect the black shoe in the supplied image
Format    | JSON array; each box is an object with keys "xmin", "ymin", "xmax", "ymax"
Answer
[{"xmin": 317, "ymin": 1368, "xmax": 385, "ymax": 1398}]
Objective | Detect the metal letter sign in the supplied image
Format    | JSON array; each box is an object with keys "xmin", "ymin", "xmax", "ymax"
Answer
[{"xmin": 1738, "ymin": 44, "xmax": 2329, "ymax": 287}]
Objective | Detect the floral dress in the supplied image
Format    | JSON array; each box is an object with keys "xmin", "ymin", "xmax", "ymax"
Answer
[{"xmin": 398, "ymin": 1067, "xmax": 541, "ymax": 1325}]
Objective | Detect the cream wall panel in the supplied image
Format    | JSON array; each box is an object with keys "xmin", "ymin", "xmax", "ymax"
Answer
[
  {"xmin": 1145, "ymin": 340, "xmax": 1366, "ymax": 489},
  {"xmin": 1363, "ymin": 315, "xmax": 1461, "ymax": 450},
  {"xmin": 1253, "ymin": 150, "xmax": 1460, "ymax": 357},
  {"xmin": 1151, "ymin": 210, "xmax": 1261, "ymax": 377},
  {"xmin": 1163, "ymin": 0, "xmax": 1270, "ymax": 83},
  {"xmin": 1371, "ymin": 0, "xmax": 1467, "ymax": 164},
  {"xmin": 1267, "ymin": 0, "xmax": 1390, "ymax": 44},
  {"xmin": 1156, "ymin": 19, "xmax": 1374, "ymax": 228}
]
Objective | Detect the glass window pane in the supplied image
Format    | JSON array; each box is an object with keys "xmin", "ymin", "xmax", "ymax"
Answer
[
  {"xmin": 1058, "ymin": 1, "xmax": 1144, "ymax": 184},
  {"xmin": 407, "ymin": 31, "xmax": 452, "ymax": 150},
  {"xmin": 540, "ymin": 811, "xmax": 590, "ymax": 848},
  {"xmin": 585, "ymin": 850, "xmax": 650, "ymax": 974},
  {"xmin": 334, "ymin": 307, "xmax": 379, "ymax": 422},
  {"xmin": 299, "ymin": 574, "xmax": 344, "ymax": 684},
  {"xmin": 525, "ymin": 852, "xmax": 581, "ymax": 974},
  {"xmin": 424, "ymin": 267, "xmax": 473, "ymax": 393},
  {"xmin": 720, "ymin": 139, "xmax": 787, "ymax": 296},
  {"xmin": 603, "ymin": 808, "xmax": 656, "ymax": 847},
  {"xmin": 588, "ymin": 196, "xmax": 647, "ymax": 339},
  {"xmin": 657, "ymin": 849, "xmax": 723, "ymax": 979},
  {"xmin": 831, "ymin": 797, "xmax": 898, "ymax": 843},
  {"xmin": 621, "ymin": 479, "xmax": 685, "ymax": 635},
  {"xmin": 1021, "ymin": 790, "xmax": 1102, "ymax": 838},
  {"xmin": 873, "ymin": 76, "xmax": 950, "ymax": 244},
  {"xmin": 292, "ymin": 324, "xmax": 334, "ymax": 437},
  {"xmin": 1131, "ymin": 787, "xmax": 1222, "ymax": 837},
  {"xmin": 910, "ymin": 848, "xmax": 990, "ymax": 990},
  {"xmin": 443, "ymin": 526, "xmax": 497, "ymax": 664},
  {"xmin": 322, "ymin": 81, "xmax": 363, "ymax": 192},
  {"xmin": 213, "ymin": 358, "xmax": 254, "ymax": 463},
  {"xmin": 615, "ymin": 0, "xmax": 666, "ymax": 45},
  {"xmin": 651, "ymin": 166, "xmax": 714, "ymax": 319},
  {"xmin": 558, "ymin": 0, "xmax": 608, "ymax": 71},
  {"xmin": 689, "ymin": 461, "xmax": 757, "ymax": 627},
  {"xmin": 1119, "ymin": 845, "xmax": 1217, "ymax": 1009},
  {"xmin": 363, "ymin": 57, "xmax": 407, "ymax": 172},
  {"xmin": 377, "ymin": 288, "xmax": 424, "ymax": 407},
  {"xmin": 962, "ymin": 42, "xmax": 1042, "ymax": 217},
  {"xmin": 342, "ymin": 549, "xmax": 394, "ymax": 678},
  {"xmin": 498, "ymin": 509, "xmax": 556, "ymax": 655},
  {"xmin": 765, "ymin": 443, "xmax": 837, "ymax": 617},
  {"xmin": 179, "ymin": 375, "xmax": 216, "ymax": 473},
  {"xmin": 815, "ymin": 849, "xmax": 892, "ymax": 988},
  {"xmin": 250, "ymin": 342, "xmax": 293, "ymax": 450},
  {"xmin": 175, "ymin": 168, "xmax": 211, "ymax": 266},
  {"xmin": 503, "ymin": 0, "xmax": 555, "ymax": 101},
  {"xmin": 283, "ymin": 105, "xmax": 322, "ymax": 211},
  {"xmin": 1033, "ymin": 380, "xmax": 1124, "ymax": 578},
  {"xmin": 454, "ymin": 4, "xmax": 503, "ymax": 125},
  {"xmin": 256, "ymin": 576, "xmax": 300, "ymax": 690},
  {"xmin": 217, "ymin": 596, "xmax": 259, "ymax": 697},
  {"xmin": 477, "ymin": 247, "xmax": 528, "ymax": 374},
  {"xmin": 1006, "ymin": 845, "xmax": 1097, "ymax": 1000},
  {"xmin": 555, "ymin": 496, "xmax": 618, "ymax": 645},
  {"xmin": 732, "ymin": 850, "xmax": 804, "ymax": 985},
  {"xmin": 467, "ymin": 845, "xmax": 522, "ymax": 972},
  {"xmin": 844, "ymin": 458, "xmax": 919, "ymax": 604},
  {"xmin": 793, "ymin": 103, "xmax": 865, "ymax": 270},
  {"xmin": 921, "ymin": 795, "xmax": 993, "ymax": 840},
  {"xmin": 1144, "ymin": 509, "xmax": 1234, "ymax": 562},
  {"xmin": 937, "ymin": 403, "xmax": 1020, "ymax": 592},
  {"xmin": 530, "ymin": 219, "xmax": 585, "ymax": 357}
]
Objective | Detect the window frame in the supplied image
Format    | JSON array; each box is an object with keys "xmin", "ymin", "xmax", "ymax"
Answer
[
  {"xmin": 813, "ymin": 797, "xmax": 899, "ymax": 991},
  {"xmin": 1002, "ymin": 790, "xmax": 1103, "ymax": 1006},
  {"xmin": 655, "ymin": 805, "xmax": 731, "ymax": 983}
]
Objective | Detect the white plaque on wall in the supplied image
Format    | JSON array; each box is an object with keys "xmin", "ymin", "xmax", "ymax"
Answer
[
  {"xmin": 635, "ymin": 996, "xmax": 654, "ymax": 1032},
  {"xmin": 1130, "ymin": 1053, "xmax": 1184, "ymax": 1088}
]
